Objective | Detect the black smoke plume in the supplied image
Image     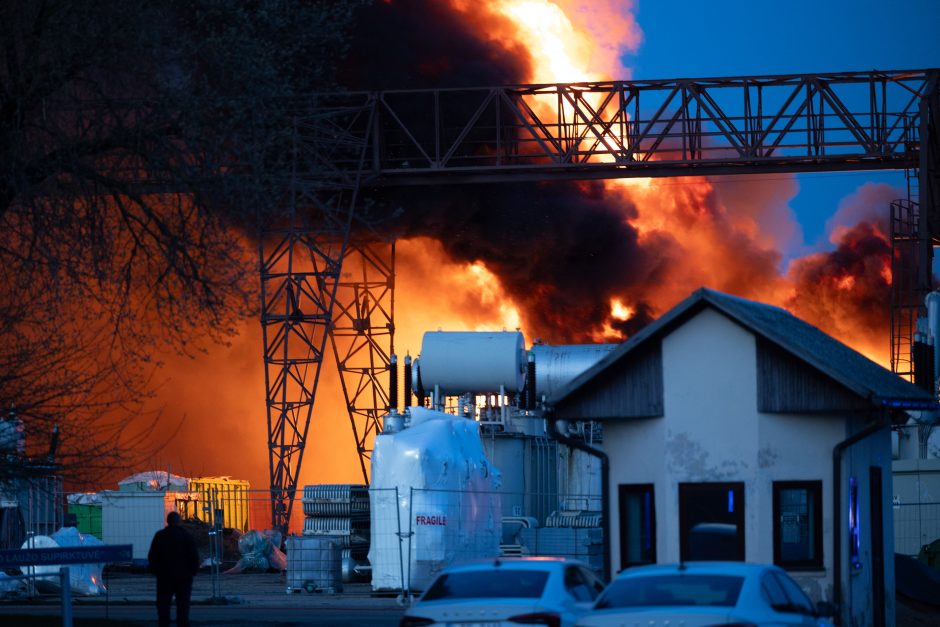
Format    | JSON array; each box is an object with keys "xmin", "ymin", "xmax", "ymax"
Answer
[{"xmin": 342, "ymin": 1, "xmax": 655, "ymax": 341}]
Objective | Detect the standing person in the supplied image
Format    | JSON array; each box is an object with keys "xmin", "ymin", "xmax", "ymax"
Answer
[{"xmin": 148, "ymin": 511, "xmax": 200, "ymax": 627}]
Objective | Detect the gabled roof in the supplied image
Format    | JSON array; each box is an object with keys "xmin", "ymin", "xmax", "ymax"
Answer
[{"xmin": 549, "ymin": 287, "xmax": 937, "ymax": 411}]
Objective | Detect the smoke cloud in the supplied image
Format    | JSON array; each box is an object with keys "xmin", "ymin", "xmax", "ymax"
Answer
[
  {"xmin": 138, "ymin": 0, "xmax": 903, "ymax": 496},
  {"xmin": 341, "ymin": 1, "xmax": 899, "ymax": 365}
]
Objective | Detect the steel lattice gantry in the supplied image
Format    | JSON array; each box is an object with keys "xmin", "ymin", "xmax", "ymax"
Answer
[
  {"xmin": 330, "ymin": 240, "xmax": 395, "ymax": 484},
  {"xmin": 262, "ymin": 69, "xmax": 939, "ymax": 533},
  {"xmin": 325, "ymin": 69, "xmax": 937, "ymax": 184},
  {"xmin": 259, "ymin": 100, "xmax": 377, "ymax": 534}
]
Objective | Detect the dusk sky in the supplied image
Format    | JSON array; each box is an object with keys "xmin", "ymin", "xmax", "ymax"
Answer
[{"xmin": 627, "ymin": 0, "xmax": 940, "ymax": 256}]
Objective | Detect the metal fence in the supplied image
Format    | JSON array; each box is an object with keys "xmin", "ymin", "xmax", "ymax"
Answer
[
  {"xmin": 894, "ymin": 501, "xmax": 940, "ymax": 557},
  {"xmin": 366, "ymin": 487, "xmax": 603, "ymax": 595},
  {"xmin": 3, "ymin": 482, "xmax": 604, "ymax": 596},
  {"xmin": 1, "ymin": 476, "xmax": 64, "ymax": 550}
]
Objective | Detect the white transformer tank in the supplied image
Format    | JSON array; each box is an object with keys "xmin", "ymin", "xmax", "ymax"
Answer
[
  {"xmin": 369, "ymin": 407, "xmax": 502, "ymax": 592},
  {"xmin": 417, "ymin": 331, "xmax": 525, "ymax": 395}
]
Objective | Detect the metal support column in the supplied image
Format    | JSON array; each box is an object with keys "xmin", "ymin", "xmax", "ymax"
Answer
[
  {"xmin": 259, "ymin": 99, "xmax": 376, "ymax": 535},
  {"xmin": 330, "ymin": 240, "xmax": 395, "ymax": 483}
]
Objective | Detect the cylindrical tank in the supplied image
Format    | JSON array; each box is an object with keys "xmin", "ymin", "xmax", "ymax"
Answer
[
  {"xmin": 417, "ymin": 331, "xmax": 525, "ymax": 395},
  {"xmin": 530, "ymin": 344, "xmax": 618, "ymax": 401}
]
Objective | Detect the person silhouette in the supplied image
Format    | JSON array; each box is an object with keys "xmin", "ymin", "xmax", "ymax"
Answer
[{"xmin": 148, "ymin": 511, "xmax": 200, "ymax": 627}]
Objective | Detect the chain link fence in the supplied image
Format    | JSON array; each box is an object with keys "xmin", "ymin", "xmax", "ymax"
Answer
[
  {"xmin": 4, "ymin": 480, "xmax": 604, "ymax": 596},
  {"xmin": 368, "ymin": 487, "xmax": 603, "ymax": 594},
  {"xmin": 894, "ymin": 500, "xmax": 940, "ymax": 557}
]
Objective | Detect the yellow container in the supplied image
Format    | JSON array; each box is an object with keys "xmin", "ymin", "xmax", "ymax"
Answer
[{"xmin": 186, "ymin": 476, "xmax": 251, "ymax": 532}]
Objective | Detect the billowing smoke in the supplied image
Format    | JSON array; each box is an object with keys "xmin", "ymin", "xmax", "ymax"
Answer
[
  {"xmin": 385, "ymin": 181, "xmax": 649, "ymax": 342},
  {"xmin": 785, "ymin": 183, "xmax": 899, "ymax": 362},
  {"xmin": 339, "ymin": 1, "xmax": 901, "ymax": 365},
  {"xmin": 341, "ymin": 1, "xmax": 532, "ymax": 89},
  {"xmin": 341, "ymin": 1, "xmax": 657, "ymax": 341},
  {"xmin": 138, "ymin": 0, "xmax": 903, "ymax": 493}
]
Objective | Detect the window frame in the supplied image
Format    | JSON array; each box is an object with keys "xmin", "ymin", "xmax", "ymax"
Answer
[
  {"xmin": 618, "ymin": 483, "xmax": 656, "ymax": 568},
  {"xmin": 772, "ymin": 480, "xmax": 823, "ymax": 570},
  {"xmin": 678, "ymin": 482, "xmax": 745, "ymax": 562}
]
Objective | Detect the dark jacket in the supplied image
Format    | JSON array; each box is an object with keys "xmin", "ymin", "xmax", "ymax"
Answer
[{"xmin": 148, "ymin": 524, "xmax": 200, "ymax": 580}]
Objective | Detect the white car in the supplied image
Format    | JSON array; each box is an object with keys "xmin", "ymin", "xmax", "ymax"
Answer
[
  {"xmin": 399, "ymin": 556, "xmax": 606, "ymax": 627},
  {"xmin": 576, "ymin": 562, "xmax": 836, "ymax": 627}
]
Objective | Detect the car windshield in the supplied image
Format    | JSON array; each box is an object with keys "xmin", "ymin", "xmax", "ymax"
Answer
[
  {"xmin": 595, "ymin": 574, "xmax": 744, "ymax": 609},
  {"xmin": 422, "ymin": 569, "xmax": 550, "ymax": 601}
]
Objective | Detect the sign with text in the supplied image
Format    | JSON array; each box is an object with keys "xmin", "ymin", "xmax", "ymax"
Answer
[
  {"xmin": 0, "ymin": 544, "xmax": 133, "ymax": 567},
  {"xmin": 415, "ymin": 513, "xmax": 447, "ymax": 526}
]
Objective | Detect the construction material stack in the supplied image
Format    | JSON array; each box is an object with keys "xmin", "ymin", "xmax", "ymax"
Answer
[
  {"xmin": 520, "ymin": 509, "xmax": 604, "ymax": 575},
  {"xmin": 300, "ymin": 484, "xmax": 370, "ymax": 583}
]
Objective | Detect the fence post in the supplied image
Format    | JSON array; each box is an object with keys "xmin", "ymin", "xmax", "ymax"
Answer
[
  {"xmin": 60, "ymin": 566, "xmax": 72, "ymax": 627},
  {"xmin": 210, "ymin": 487, "xmax": 222, "ymax": 600},
  {"xmin": 407, "ymin": 486, "xmax": 415, "ymax": 600},
  {"xmin": 393, "ymin": 487, "xmax": 405, "ymax": 597}
]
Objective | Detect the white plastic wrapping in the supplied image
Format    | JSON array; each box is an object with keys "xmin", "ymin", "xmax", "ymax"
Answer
[
  {"xmin": 117, "ymin": 470, "xmax": 189, "ymax": 492},
  {"xmin": 369, "ymin": 407, "xmax": 502, "ymax": 592},
  {"xmin": 20, "ymin": 528, "xmax": 107, "ymax": 595}
]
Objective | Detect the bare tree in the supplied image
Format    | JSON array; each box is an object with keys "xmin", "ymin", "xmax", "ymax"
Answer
[{"xmin": 0, "ymin": 0, "xmax": 361, "ymax": 486}]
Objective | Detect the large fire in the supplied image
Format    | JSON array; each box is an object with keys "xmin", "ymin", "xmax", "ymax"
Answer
[{"xmin": 138, "ymin": 0, "xmax": 898, "ymax": 509}]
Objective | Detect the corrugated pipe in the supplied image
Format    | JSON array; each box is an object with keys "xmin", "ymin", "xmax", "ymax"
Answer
[
  {"xmin": 545, "ymin": 410, "xmax": 611, "ymax": 581},
  {"xmin": 831, "ymin": 415, "xmax": 887, "ymax": 627}
]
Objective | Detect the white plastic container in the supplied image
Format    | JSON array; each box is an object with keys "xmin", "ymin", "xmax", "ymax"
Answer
[
  {"xmin": 285, "ymin": 535, "xmax": 342, "ymax": 593},
  {"xmin": 369, "ymin": 407, "xmax": 502, "ymax": 592}
]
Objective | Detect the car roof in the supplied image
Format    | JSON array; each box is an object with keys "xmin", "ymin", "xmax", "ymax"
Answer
[
  {"xmin": 440, "ymin": 557, "xmax": 587, "ymax": 573},
  {"xmin": 615, "ymin": 562, "xmax": 779, "ymax": 578}
]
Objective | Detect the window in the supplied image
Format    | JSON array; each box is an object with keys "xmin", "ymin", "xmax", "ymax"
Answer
[
  {"xmin": 619, "ymin": 484, "xmax": 656, "ymax": 567},
  {"xmin": 773, "ymin": 481, "xmax": 822, "ymax": 569},
  {"xmin": 564, "ymin": 565, "xmax": 603, "ymax": 602},
  {"xmin": 760, "ymin": 571, "xmax": 815, "ymax": 614},
  {"xmin": 422, "ymin": 570, "xmax": 549, "ymax": 600},
  {"xmin": 679, "ymin": 482, "xmax": 745, "ymax": 562},
  {"xmin": 596, "ymin": 574, "xmax": 744, "ymax": 609}
]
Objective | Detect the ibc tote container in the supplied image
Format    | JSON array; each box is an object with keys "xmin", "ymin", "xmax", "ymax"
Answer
[
  {"xmin": 285, "ymin": 535, "xmax": 342, "ymax": 593},
  {"xmin": 187, "ymin": 476, "xmax": 250, "ymax": 532}
]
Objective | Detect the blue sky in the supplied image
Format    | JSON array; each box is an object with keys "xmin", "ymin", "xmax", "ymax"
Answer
[{"xmin": 623, "ymin": 0, "xmax": 940, "ymax": 257}]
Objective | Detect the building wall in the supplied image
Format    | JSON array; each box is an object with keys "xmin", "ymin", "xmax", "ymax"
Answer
[
  {"xmin": 843, "ymin": 417, "xmax": 896, "ymax": 627},
  {"xmin": 603, "ymin": 308, "xmax": 894, "ymax": 625}
]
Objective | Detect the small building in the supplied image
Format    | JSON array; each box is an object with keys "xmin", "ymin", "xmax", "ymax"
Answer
[
  {"xmin": 547, "ymin": 288, "xmax": 937, "ymax": 627},
  {"xmin": 100, "ymin": 490, "xmax": 198, "ymax": 561}
]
